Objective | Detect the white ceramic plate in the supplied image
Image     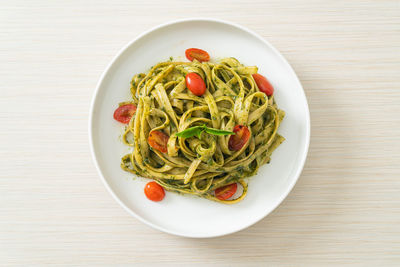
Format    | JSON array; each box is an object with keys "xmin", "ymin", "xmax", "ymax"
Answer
[{"xmin": 89, "ymin": 18, "xmax": 310, "ymax": 238}]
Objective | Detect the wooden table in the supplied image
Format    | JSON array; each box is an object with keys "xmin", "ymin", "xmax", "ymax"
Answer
[{"xmin": 1, "ymin": 1, "xmax": 399, "ymax": 265}]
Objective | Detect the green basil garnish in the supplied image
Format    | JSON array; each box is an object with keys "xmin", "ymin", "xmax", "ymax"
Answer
[{"xmin": 175, "ymin": 125, "xmax": 234, "ymax": 138}]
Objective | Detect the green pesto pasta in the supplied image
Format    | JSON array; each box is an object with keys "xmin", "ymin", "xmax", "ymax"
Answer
[{"xmin": 119, "ymin": 57, "xmax": 285, "ymax": 204}]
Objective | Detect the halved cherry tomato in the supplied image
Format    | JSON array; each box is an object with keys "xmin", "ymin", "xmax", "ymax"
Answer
[
  {"xmin": 215, "ymin": 183, "xmax": 238, "ymax": 200},
  {"xmin": 113, "ymin": 104, "xmax": 137, "ymax": 124},
  {"xmin": 144, "ymin": 181, "xmax": 165, "ymax": 202},
  {"xmin": 148, "ymin": 130, "xmax": 169, "ymax": 153},
  {"xmin": 185, "ymin": 48, "xmax": 210, "ymax": 62},
  {"xmin": 186, "ymin": 72, "xmax": 206, "ymax": 96},
  {"xmin": 252, "ymin": 73, "xmax": 274, "ymax": 96},
  {"xmin": 228, "ymin": 125, "xmax": 250, "ymax": 151}
]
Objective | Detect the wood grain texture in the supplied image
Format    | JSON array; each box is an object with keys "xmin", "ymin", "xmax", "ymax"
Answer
[{"xmin": 0, "ymin": 0, "xmax": 399, "ymax": 266}]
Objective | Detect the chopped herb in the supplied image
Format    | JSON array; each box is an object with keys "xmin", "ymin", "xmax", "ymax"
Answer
[{"xmin": 235, "ymin": 165, "xmax": 243, "ymax": 171}]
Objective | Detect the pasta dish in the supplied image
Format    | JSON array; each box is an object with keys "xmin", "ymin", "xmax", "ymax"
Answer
[{"xmin": 113, "ymin": 48, "xmax": 285, "ymax": 203}]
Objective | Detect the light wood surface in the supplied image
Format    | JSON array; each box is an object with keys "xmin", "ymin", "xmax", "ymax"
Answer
[{"xmin": 1, "ymin": 1, "xmax": 399, "ymax": 266}]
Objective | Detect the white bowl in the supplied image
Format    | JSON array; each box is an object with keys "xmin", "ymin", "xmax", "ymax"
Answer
[{"xmin": 89, "ymin": 18, "xmax": 310, "ymax": 238}]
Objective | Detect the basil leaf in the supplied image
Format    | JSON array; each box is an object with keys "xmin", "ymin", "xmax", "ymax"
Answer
[
  {"xmin": 204, "ymin": 127, "xmax": 235, "ymax": 136},
  {"xmin": 176, "ymin": 124, "xmax": 234, "ymax": 138},
  {"xmin": 196, "ymin": 129, "xmax": 204, "ymax": 139},
  {"xmin": 175, "ymin": 126, "xmax": 204, "ymax": 138}
]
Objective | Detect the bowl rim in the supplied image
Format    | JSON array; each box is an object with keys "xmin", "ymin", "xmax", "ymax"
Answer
[{"xmin": 88, "ymin": 17, "xmax": 310, "ymax": 238}]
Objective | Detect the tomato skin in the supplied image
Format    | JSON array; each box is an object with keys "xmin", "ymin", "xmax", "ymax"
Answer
[
  {"xmin": 113, "ymin": 104, "xmax": 137, "ymax": 124},
  {"xmin": 148, "ymin": 130, "xmax": 169, "ymax": 153},
  {"xmin": 215, "ymin": 183, "xmax": 238, "ymax": 200},
  {"xmin": 186, "ymin": 72, "xmax": 206, "ymax": 96},
  {"xmin": 252, "ymin": 73, "xmax": 274, "ymax": 96},
  {"xmin": 144, "ymin": 181, "xmax": 165, "ymax": 202},
  {"xmin": 228, "ymin": 125, "xmax": 250, "ymax": 151},
  {"xmin": 185, "ymin": 48, "xmax": 210, "ymax": 62}
]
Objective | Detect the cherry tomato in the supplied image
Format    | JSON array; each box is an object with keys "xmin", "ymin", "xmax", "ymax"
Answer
[
  {"xmin": 144, "ymin": 181, "xmax": 165, "ymax": 202},
  {"xmin": 148, "ymin": 130, "xmax": 169, "ymax": 153},
  {"xmin": 113, "ymin": 104, "xmax": 137, "ymax": 124},
  {"xmin": 215, "ymin": 183, "xmax": 238, "ymax": 200},
  {"xmin": 228, "ymin": 125, "xmax": 250, "ymax": 151},
  {"xmin": 186, "ymin": 72, "xmax": 206, "ymax": 96},
  {"xmin": 185, "ymin": 48, "xmax": 210, "ymax": 62},
  {"xmin": 252, "ymin": 73, "xmax": 274, "ymax": 96}
]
